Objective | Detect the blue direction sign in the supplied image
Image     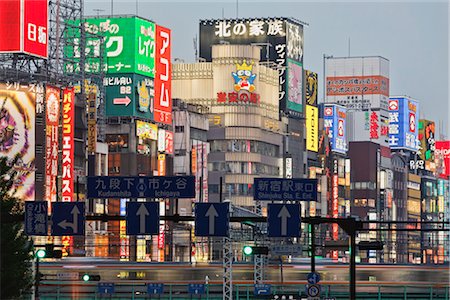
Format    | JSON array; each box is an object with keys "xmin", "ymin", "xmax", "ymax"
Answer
[
  {"xmin": 307, "ymin": 272, "xmax": 321, "ymax": 284},
  {"xmin": 87, "ymin": 176, "xmax": 195, "ymax": 199},
  {"xmin": 51, "ymin": 202, "xmax": 85, "ymax": 236},
  {"xmin": 253, "ymin": 178, "xmax": 317, "ymax": 201},
  {"xmin": 98, "ymin": 282, "xmax": 114, "ymax": 295},
  {"xmin": 267, "ymin": 204, "xmax": 301, "ymax": 237},
  {"xmin": 188, "ymin": 283, "xmax": 205, "ymax": 294},
  {"xmin": 195, "ymin": 203, "xmax": 229, "ymax": 237},
  {"xmin": 147, "ymin": 283, "xmax": 164, "ymax": 294},
  {"xmin": 126, "ymin": 202, "xmax": 159, "ymax": 235},
  {"xmin": 254, "ymin": 284, "xmax": 271, "ymax": 295},
  {"xmin": 25, "ymin": 201, "xmax": 48, "ymax": 236}
]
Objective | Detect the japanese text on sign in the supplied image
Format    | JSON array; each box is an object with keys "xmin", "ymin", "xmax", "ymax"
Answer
[{"xmin": 253, "ymin": 178, "xmax": 317, "ymax": 201}]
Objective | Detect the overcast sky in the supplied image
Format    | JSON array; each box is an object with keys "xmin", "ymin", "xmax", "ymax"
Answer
[{"xmin": 85, "ymin": 0, "xmax": 449, "ymax": 137}]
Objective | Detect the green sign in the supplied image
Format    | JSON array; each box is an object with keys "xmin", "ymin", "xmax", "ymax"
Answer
[
  {"xmin": 286, "ymin": 59, "xmax": 303, "ymax": 114},
  {"xmin": 104, "ymin": 73, "xmax": 154, "ymax": 119},
  {"xmin": 64, "ymin": 17, "xmax": 155, "ymax": 77}
]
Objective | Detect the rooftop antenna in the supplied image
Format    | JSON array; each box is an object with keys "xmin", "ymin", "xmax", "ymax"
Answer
[
  {"xmin": 135, "ymin": 0, "xmax": 138, "ymax": 16},
  {"xmin": 93, "ymin": 9, "xmax": 104, "ymax": 17}
]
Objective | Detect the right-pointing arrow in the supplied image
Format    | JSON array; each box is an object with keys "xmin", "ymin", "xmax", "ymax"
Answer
[
  {"xmin": 136, "ymin": 203, "xmax": 149, "ymax": 234},
  {"xmin": 277, "ymin": 205, "xmax": 291, "ymax": 236},
  {"xmin": 205, "ymin": 205, "xmax": 218, "ymax": 235}
]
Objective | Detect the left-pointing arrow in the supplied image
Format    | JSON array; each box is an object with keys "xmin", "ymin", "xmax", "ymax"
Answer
[
  {"xmin": 58, "ymin": 205, "xmax": 80, "ymax": 233},
  {"xmin": 113, "ymin": 96, "xmax": 131, "ymax": 106},
  {"xmin": 136, "ymin": 204, "xmax": 149, "ymax": 234}
]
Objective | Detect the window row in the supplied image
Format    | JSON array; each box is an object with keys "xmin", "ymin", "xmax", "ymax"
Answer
[
  {"xmin": 208, "ymin": 161, "xmax": 279, "ymax": 176},
  {"xmin": 210, "ymin": 139, "xmax": 280, "ymax": 157}
]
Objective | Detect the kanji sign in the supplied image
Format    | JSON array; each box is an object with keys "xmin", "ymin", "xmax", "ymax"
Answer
[
  {"xmin": 62, "ymin": 88, "xmax": 75, "ymax": 202},
  {"xmin": 253, "ymin": 178, "xmax": 317, "ymax": 201},
  {"xmin": 154, "ymin": 25, "xmax": 172, "ymax": 125},
  {"xmin": 323, "ymin": 104, "xmax": 347, "ymax": 154},
  {"xmin": 25, "ymin": 201, "xmax": 48, "ymax": 236},
  {"xmin": 87, "ymin": 176, "xmax": 195, "ymax": 199},
  {"xmin": 388, "ymin": 97, "xmax": 419, "ymax": 151}
]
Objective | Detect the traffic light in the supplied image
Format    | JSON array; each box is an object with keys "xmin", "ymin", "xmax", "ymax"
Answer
[
  {"xmin": 243, "ymin": 246, "xmax": 269, "ymax": 255},
  {"xmin": 81, "ymin": 274, "xmax": 101, "ymax": 281},
  {"xmin": 36, "ymin": 249, "xmax": 47, "ymax": 259},
  {"xmin": 35, "ymin": 244, "xmax": 63, "ymax": 259},
  {"xmin": 358, "ymin": 241, "xmax": 383, "ymax": 251}
]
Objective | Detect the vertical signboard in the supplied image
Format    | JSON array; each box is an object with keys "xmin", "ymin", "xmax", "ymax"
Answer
[
  {"xmin": 62, "ymin": 88, "xmax": 75, "ymax": 202},
  {"xmin": 388, "ymin": 97, "xmax": 419, "ymax": 151},
  {"xmin": 305, "ymin": 70, "xmax": 318, "ymax": 106},
  {"xmin": 158, "ymin": 128, "xmax": 166, "ymax": 152},
  {"xmin": 286, "ymin": 59, "xmax": 303, "ymax": 113},
  {"xmin": 165, "ymin": 131, "xmax": 174, "ymax": 154},
  {"xmin": 158, "ymin": 154, "xmax": 166, "ymax": 176},
  {"xmin": 323, "ymin": 104, "xmax": 347, "ymax": 154},
  {"xmin": 435, "ymin": 141, "xmax": 450, "ymax": 178},
  {"xmin": 0, "ymin": 83, "xmax": 36, "ymax": 200},
  {"xmin": 306, "ymin": 105, "xmax": 318, "ymax": 152},
  {"xmin": 154, "ymin": 25, "xmax": 172, "ymax": 125},
  {"xmin": 45, "ymin": 86, "xmax": 60, "ymax": 204},
  {"xmin": 332, "ymin": 159, "xmax": 339, "ymax": 260},
  {"xmin": 418, "ymin": 120, "xmax": 436, "ymax": 170},
  {"xmin": 0, "ymin": 0, "xmax": 48, "ymax": 58}
]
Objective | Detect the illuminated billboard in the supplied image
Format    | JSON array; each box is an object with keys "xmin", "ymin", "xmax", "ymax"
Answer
[
  {"xmin": 154, "ymin": 25, "xmax": 172, "ymax": 125},
  {"xmin": 104, "ymin": 73, "xmax": 154, "ymax": 119},
  {"xmin": 323, "ymin": 104, "xmax": 347, "ymax": 154},
  {"xmin": 286, "ymin": 59, "xmax": 303, "ymax": 113},
  {"xmin": 62, "ymin": 88, "xmax": 75, "ymax": 202},
  {"xmin": 136, "ymin": 120, "xmax": 158, "ymax": 155},
  {"xmin": 388, "ymin": 97, "xmax": 419, "ymax": 151},
  {"xmin": 65, "ymin": 16, "xmax": 155, "ymax": 77},
  {"xmin": 418, "ymin": 120, "xmax": 435, "ymax": 161},
  {"xmin": 0, "ymin": 83, "xmax": 36, "ymax": 200},
  {"xmin": 305, "ymin": 70, "xmax": 318, "ymax": 107},
  {"xmin": 435, "ymin": 141, "xmax": 450, "ymax": 178},
  {"xmin": 327, "ymin": 75, "xmax": 389, "ymax": 97},
  {"xmin": 199, "ymin": 18, "xmax": 303, "ymax": 116},
  {"xmin": 0, "ymin": 0, "xmax": 48, "ymax": 58},
  {"xmin": 45, "ymin": 86, "xmax": 60, "ymax": 204},
  {"xmin": 306, "ymin": 105, "xmax": 318, "ymax": 152}
]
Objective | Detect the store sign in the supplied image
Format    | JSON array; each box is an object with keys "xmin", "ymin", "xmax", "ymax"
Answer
[
  {"xmin": 306, "ymin": 105, "xmax": 318, "ymax": 152},
  {"xmin": 154, "ymin": 25, "xmax": 172, "ymax": 125},
  {"xmin": 418, "ymin": 120, "xmax": 435, "ymax": 162},
  {"xmin": 435, "ymin": 141, "xmax": 450, "ymax": 178},
  {"xmin": 388, "ymin": 97, "xmax": 419, "ymax": 151},
  {"xmin": 332, "ymin": 174, "xmax": 339, "ymax": 240},
  {"xmin": 285, "ymin": 157, "xmax": 292, "ymax": 178},
  {"xmin": 326, "ymin": 75, "xmax": 389, "ymax": 97},
  {"xmin": 136, "ymin": 120, "xmax": 158, "ymax": 140},
  {"xmin": 158, "ymin": 154, "xmax": 166, "ymax": 176},
  {"xmin": 158, "ymin": 129, "xmax": 166, "ymax": 152},
  {"xmin": 305, "ymin": 70, "xmax": 318, "ymax": 106},
  {"xmin": 165, "ymin": 131, "xmax": 174, "ymax": 154},
  {"xmin": 87, "ymin": 91, "xmax": 97, "ymax": 153},
  {"xmin": 104, "ymin": 74, "xmax": 154, "ymax": 119},
  {"xmin": 0, "ymin": 0, "xmax": 48, "ymax": 58},
  {"xmin": 323, "ymin": 104, "xmax": 347, "ymax": 154},
  {"xmin": 62, "ymin": 88, "xmax": 75, "ymax": 202},
  {"xmin": 45, "ymin": 86, "xmax": 60, "ymax": 204}
]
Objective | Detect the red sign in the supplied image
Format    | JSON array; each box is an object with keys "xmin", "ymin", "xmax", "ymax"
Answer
[
  {"xmin": 62, "ymin": 88, "xmax": 75, "ymax": 202},
  {"xmin": 370, "ymin": 111, "xmax": 379, "ymax": 139},
  {"xmin": 154, "ymin": 25, "xmax": 172, "ymax": 125},
  {"xmin": 0, "ymin": 0, "xmax": 48, "ymax": 58},
  {"xmin": 0, "ymin": 0, "xmax": 21, "ymax": 52},
  {"xmin": 435, "ymin": 141, "xmax": 450, "ymax": 178},
  {"xmin": 165, "ymin": 131, "xmax": 174, "ymax": 154},
  {"xmin": 324, "ymin": 107, "xmax": 333, "ymax": 116},
  {"xmin": 409, "ymin": 112, "xmax": 416, "ymax": 132},
  {"xmin": 217, "ymin": 91, "xmax": 260, "ymax": 104},
  {"xmin": 388, "ymin": 99, "xmax": 398, "ymax": 111},
  {"xmin": 158, "ymin": 224, "xmax": 165, "ymax": 249},
  {"xmin": 326, "ymin": 75, "xmax": 389, "ymax": 97},
  {"xmin": 337, "ymin": 119, "xmax": 344, "ymax": 137},
  {"xmin": 45, "ymin": 86, "xmax": 60, "ymax": 206}
]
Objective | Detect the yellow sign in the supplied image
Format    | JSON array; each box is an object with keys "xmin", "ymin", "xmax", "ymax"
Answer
[{"xmin": 306, "ymin": 105, "xmax": 318, "ymax": 152}]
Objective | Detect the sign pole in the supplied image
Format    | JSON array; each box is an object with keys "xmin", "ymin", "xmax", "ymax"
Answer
[
  {"xmin": 311, "ymin": 223, "xmax": 316, "ymax": 273},
  {"xmin": 350, "ymin": 230, "xmax": 356, "ymax": 300}
]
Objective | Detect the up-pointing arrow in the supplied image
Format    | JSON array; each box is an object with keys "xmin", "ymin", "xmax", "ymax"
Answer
[
  {"xmin": 205, "ymin": 205, "xmax": 218, "ymax": 235},
  {"xmin": 277, "ymin": 205, "xmax": 291, "ymax": 236},
  {"xmin": 58, "ymin": 205, "xmax": 80, "ymax": 233},
  {"xmin": 136, "ymin": 203, "xmax": 149, "ymax": 234}
]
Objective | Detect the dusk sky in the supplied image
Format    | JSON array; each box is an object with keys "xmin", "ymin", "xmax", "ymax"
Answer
[{"xmin": 85, "ymin": 0, "xmax": 449, "ymax": 137}]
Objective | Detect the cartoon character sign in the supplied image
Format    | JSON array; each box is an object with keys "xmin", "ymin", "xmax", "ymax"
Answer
[{"xmin": 232, "ymin": 60, "xmax": 256, "ymax": 92}]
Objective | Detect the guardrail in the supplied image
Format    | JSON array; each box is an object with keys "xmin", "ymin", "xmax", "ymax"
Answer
[{"xmin": 32, "ymin": 282, "xmax": 449, "ymax": 299}]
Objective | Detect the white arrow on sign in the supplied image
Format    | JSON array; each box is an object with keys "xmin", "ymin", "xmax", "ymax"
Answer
[
  {"xmin": 113, "ymin": 96, "xmax": 131, "ymax": 106},
  {"xmin": 277, "ymin": 205, "xmax": 291, "ymax": 236},
  {"xmin": 205, "ymin": 205, "xmax": 218, "ymax": 235},
  {"xmin": 58, "ymin": 205, "xmax": 80, "ymax": 233},
  {"xmin": 136, "ymin": 204, "xmax": 149, "ymax": 234}
]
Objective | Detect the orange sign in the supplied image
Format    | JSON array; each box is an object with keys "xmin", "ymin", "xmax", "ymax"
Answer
[
  {"xmin": 158, "ymin": 154, "xmax": 166, "ymax": 176},
  {"xmin": 191, "ymin": 148, "xmax": 197, "ymax": 175},
  {"xmin": 326, "ymin": 75, "xmax": 389, "ymax": 97}
]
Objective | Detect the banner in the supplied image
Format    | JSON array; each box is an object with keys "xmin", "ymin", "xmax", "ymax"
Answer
[
  {"xmin": 45, "ymin": 86, "xmax": 60, "ymax": 204},
  {"xmin": 62, "ymin": 88, "xmax": 75, "ymax": 202},
  {"xmin": 154, "ymin": 25, "xmax": 172, "ymax": 125}
]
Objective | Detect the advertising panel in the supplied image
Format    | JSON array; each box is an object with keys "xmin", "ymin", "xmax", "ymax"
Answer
[
  {"xmin": 305, "ymin": 70, "xmax": 318, "ymax": 106},
  {"xmin": 157, "ymin": 128, "xmax": 166, "ymax": 152},
  {"xmin": 62, "ymin": 88, "xmax": 75, "ymax": 202},
  {"xmin": 306, "ymin": 105, "xmax": 318, "ymax": 152},
  {"xmin": 158, "ymin": 153, "xmax": 166, "ymax": 176},
  {"xmin": 286, "ymin": 59, "xmax": 303, "ymax": 113},
  {"xmin": 80, "ymin": 17, "xmax": 155, "ymax": 76},
  {"xmin": 326, "ymin": 75, "xmax": 389, "ymax": 97},
  {"xmin": 199, "ymin": 18, "xmax": 303, "ymax": 116},
  {"xmin": 0, "ymin": 0, "xmax": 48, "ymax": 58},
  {"xmin": 104, "ymin": 73, "xmax": 154, "ymax": 119},
  {"xmin": 0, "ymin": 83, "xmax": 36, "ymax": 200},
  {"xmin": 87, "ymin": 91, "xmax": 97, "ymax": 153},
  {"xmin": 323, "ymin": 104, "xmax": 347, "ymax": 154},
  {"xmin": 418, "ymin": 120, "xmax": 435, "ymax": 161},
  {"xmin": 45, "ymin": 86, "xmax": 60, "ymax": 204},
  {"xmin": 154, "ymin": 25, "xmax": 172, "ymax": 125},
  {"xmin": 388, "ymin": 97, "xmax": 419, "ymax": 151},
  {"xmin": 136, "ymin": 120, "xmax": 157, "ymax": 155},
  {"xmin": 435, "ymin": 141, "xmax": 450, "ymax": 178}
]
